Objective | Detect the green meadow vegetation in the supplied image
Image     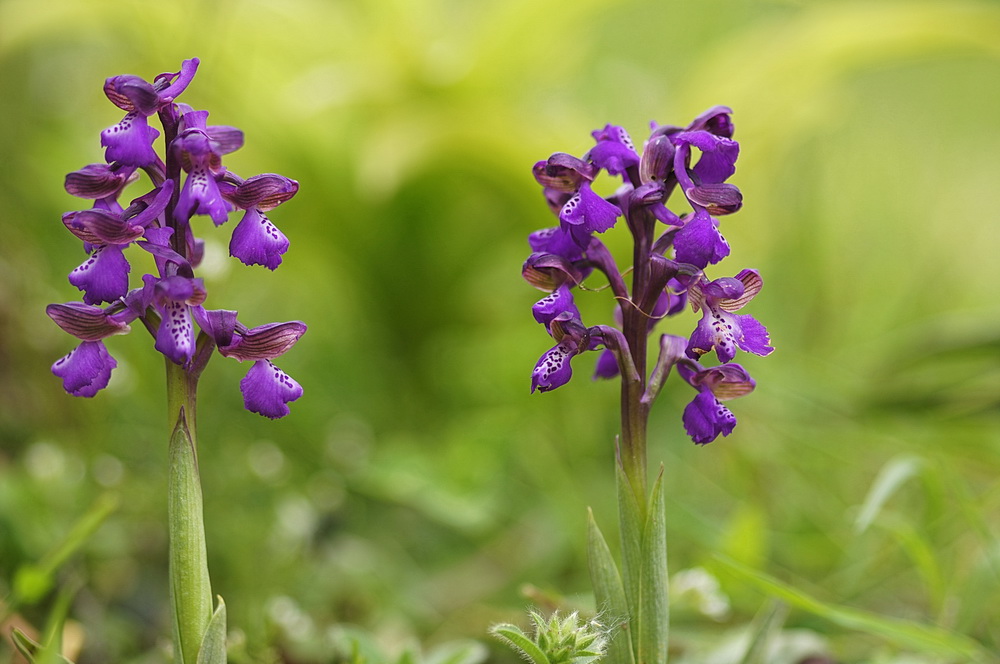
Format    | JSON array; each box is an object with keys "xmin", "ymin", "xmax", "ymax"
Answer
[{"xmin": 1, "ymin": 1, "xmax": 999, "ymax": 662}]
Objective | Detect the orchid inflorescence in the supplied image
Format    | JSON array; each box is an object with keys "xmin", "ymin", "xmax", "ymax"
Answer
[
  {"xmin": 47, "ymin": 58, "xmax": 305, "ymax": 418},
  {"xmin": 523, "ymin": 107, "xmax": 772, "ymax": 444}
]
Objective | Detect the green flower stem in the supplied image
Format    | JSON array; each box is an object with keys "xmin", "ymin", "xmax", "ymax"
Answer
[{"xmin": 166, "ymin": 358, "xmax": 214, "ymax": 664}]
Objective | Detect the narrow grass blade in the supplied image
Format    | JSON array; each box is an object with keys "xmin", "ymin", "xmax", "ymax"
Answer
[{"xmin": 714, "ymin": 555, "xmax": 991, "ymax": 662}]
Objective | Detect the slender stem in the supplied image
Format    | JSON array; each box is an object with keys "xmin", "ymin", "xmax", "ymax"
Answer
[{"xmin": 166, "ymin": 359, "xmax": 213, "ymax": 664}]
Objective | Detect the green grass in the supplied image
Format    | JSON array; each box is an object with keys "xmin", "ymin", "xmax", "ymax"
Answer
[{"xmin": 2, "ymin": 1, "xmax": 999, "ymax": 662}]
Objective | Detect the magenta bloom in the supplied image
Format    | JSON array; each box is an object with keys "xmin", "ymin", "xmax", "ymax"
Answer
[
  {"xmin": 47, "ymin": 59, "xmax": 305, "ymax": 417},
  {"xmin": 522, "ymin": 108, "xmax": 772, "ymax": 444}
]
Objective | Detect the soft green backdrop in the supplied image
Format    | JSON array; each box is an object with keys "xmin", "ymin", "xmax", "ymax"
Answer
[{"xmin": 2, "ymin": 0, "xmax": 999, "ymax": 662}]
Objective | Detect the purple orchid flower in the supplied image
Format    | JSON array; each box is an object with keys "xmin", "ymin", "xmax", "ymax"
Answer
[
  {"xmin": 522, "ymin": 108, "xmax": 772, "ymax": 444},
  {"xmin": 48, "ymin": 59, "xmax": 305, "ymax": 418},
  {"xmin": 686, "ymin": 269, "xmax": 773, "ymax": 363}
]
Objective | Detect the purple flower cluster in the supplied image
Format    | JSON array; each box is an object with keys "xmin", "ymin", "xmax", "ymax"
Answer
[
  {"xmin": 47, "ymin": 58, "xmax": 305, "ymax": 418},
  {"xmin": 523, "ymin": 107, "xmax": 772, "ymax": 444}
]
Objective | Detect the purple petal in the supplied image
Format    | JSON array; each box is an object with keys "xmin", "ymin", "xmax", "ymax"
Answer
[
  {"xmin": 52, "ymin": 341, "xmax": 117, "ymax": 397},
  {"xmin": 155, "ymin": 301, "xmax": 195, "ymax": 365},
  {"xmin": 176, "ymin": 162, "xmax": 229, "ymax": 225},
  {"xmin": 559, "ymin": 182, "xmax": 620, "ymax": 235},
  {"xmin": 64, "ymin": 164, "xmax": 136, "ymax": 199},
  {"xmin": 229, "ymin": 208, "xmax": 289, "ymax": 270},
  {"xmin": 46, "ymin": 302, "xmax": 131, "ymax": 341},
  {"xmin": 192, "ymin": 307, "xmax": 238, "ymax": 347},
  {"xmin": 531, "ymin": 341, "xmax": 575, "ymax": 393},
  {"xmin": 532, "ymin": 284, "xmax": 579, "ymax": 326},
  {"xmin": 593, "ymin": 348, "xmax": 619, "ymax": 380},
  {"xmin": 674, "ymin": 211, "xmax": 730, "ymax": 268},
  {"xmin": 69, "ymin": 245, "xmax": 130, "ymax": 305},
  {"xmin": 734, "ymin": 314, "xmax": 773, "ymax": 357},
  {"xmin": 686, "ymin": 106, "xmax": 734, "ymax": 137},
  {"xmin": 528, "ymin": 226, "xmax": 586, "ymax": 262},
  {"xmin": 683, "ymin": 391, "xmax": 736, "ymax": 445},
  {"xmin": 219, "ymin": 321, "xmax": 307, "ymax": 361},
  {"xmin": 155, "ymin": 58, "xmax": 199, "ymax": 102},
  {"xmin": 588, "ymin": 124, "xmax": 640, "ymax": 176},
  {"xmin": 100, "ymin": 112, "xmax": 160, "ymax": 167},
  {"xmin": 241, "ymin": 360, "xmax": 303, "ymax": 418},
  {"xmin": 104, "ymin": 75, "xmax": 160, "ymax": 114},
  {"xmin": 227, "ymin": 174, "xmax": 298, "ymax": 211}
]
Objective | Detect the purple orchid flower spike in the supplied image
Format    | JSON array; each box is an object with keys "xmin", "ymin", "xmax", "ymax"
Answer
[
  {"xmin": 47, "ymin": 59, "xmax": 305, "ymax": 417},
  {"xmin": 522, "ymin": 108, "xmax": 773, "ymax": 445}
]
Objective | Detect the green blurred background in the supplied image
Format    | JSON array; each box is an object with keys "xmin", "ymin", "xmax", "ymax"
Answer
[{"xmin": 2, "ymin": 0, "xmax": 999, "ymax": 661}]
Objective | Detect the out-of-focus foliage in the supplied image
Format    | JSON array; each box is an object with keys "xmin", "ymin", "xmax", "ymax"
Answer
[{"xmin": 1, "ymin": 0, "xmax": 999, "ymax": 662}]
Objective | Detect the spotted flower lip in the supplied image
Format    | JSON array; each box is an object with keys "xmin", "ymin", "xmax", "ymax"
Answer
[{"xmin": 52, "ymin": 341, "xmax": 117, "ymax": 398}]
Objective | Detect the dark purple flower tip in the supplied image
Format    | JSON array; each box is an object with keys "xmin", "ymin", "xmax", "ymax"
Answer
[
  {"xmin": 229, "ymin": 208, "xmax": 289, "ymax": 270},
  {"xmin": 227, "ymin": 174, "xmax": 298, "ymax": 211},
  {"xmin": 674, "ymin": 210, "xmax": 730, "ymax": 268},
  {"xmin": 559, "ymin": 182, "xmax": 621, "ymax": 235},
  {"xmin": 532, "ymin": 153, "xmax": 595, "ymax": 192},
  {"xmin": 52, "ymin": 341, "xmax": 117, "ymax": 397},
  {"xmin": 688, "ymin": 183, "xmax": 743, "ymax": 215},
  {"xmin": 531, "ymin": 340, "xmax": 576, "ymax": 393},
  {"xmin": 219, "ymin": 321, "xmax": 307, "ymax": 362},
  {"xmin": 104, "ymin": 75, "xmax": 161, "ymax": 115},
  {"xmin": 69, "ymin": 245, "xmax": 131, "ymax": 305},
  {"xmin": 63, "ymin": 209, "xmax": 144, "ymax": 246},
  {"xmin": 528, "ymin": 226, "xmax": 587, "ymax": 262},
  {"xmin": 683, "ymin": 390, "xmax": 736, "ymax": 445},
  {"xmin": 587, "ymin": 124, "xmax": 640, "ymax": 176},
  {"xmin": 640, "ymin": 134, "xmax": 676, "ymax": 184},
  {"xmin": 593, "ymin": 347, "xmax": 619, "ymax": 380},
  {"xmin": 522, "ymin": 252, "xmax": 584, "ymax": 292},
  {"xmin": 154, "ymin": 300, "xmax": 196, "ymax": 365},
  {"xmin": 532, "ymin": 285, "xmax": 579, "ymax": 326},
  {"xmin": 686, "ymin": 106, "xmax": 734, "ymax": 138},
  {"xmin": 64, "ymin": 164, "xmax": 138, "ymax": 199},
  {"xmin": 241, "ymin": 359, "xmax": 303, "ymax": 418},
  {"xmin": 154, "ymin": 58, "xmax": 199, "ymax": 103},
  {"xmin": 47, "ymin": 302, "xmax": 131, "ymax": 341},
  {"xmin": 101, "ymin": 112, "xmax": 161, "ymax": 167},
  {"xmin": 689, "ymin": 363, "xmax": 756, "ymax": 400}
]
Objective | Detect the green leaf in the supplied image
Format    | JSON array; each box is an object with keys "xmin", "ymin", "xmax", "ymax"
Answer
[
  {"xmin": 636, "ymin": 470, "xmax": 668, "ymax": 664},
  {"xmin": 615, "ymin": 459, "xmax": 643, "ymax": 663},
  {"xmin": 737, "ymin": 600, "xmax": 789, "ymax": 664},
  {"xmin": 587, "ymin": 509, "xmax": 634, "ymax": 664},
  {"xmin": 196, "ymin": 596, "xmax": 228, "ymax": 664},
  {"xmin": 10, "ymin": 628, "xmax": 74, "ymax": 664},
  {"xmin": 854, "ymin": 455, "xmax": 924, "ymax": 533},
  {"xmin": 423, "ymin": 639, "xmax": 488, "ymax": 664},
  {"xmin": 169, "ymin": 411, "xmax": 214, "ymax": 664},
  {"xmin": 714, "ymin": 555, "xmax": 991, "ymax": 662},
  {"xmin": 12, "ymin": 493, "xmax": 118, "ymax": 607},
  {"xmin": 489, "ymin": 624, "xmax": 551, "ymax": 664}
]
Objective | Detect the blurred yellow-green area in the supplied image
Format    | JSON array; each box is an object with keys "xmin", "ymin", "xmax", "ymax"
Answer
[{"xmin": 2, "ymin": 0, "xmax": 1000, "ymax": 662}]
